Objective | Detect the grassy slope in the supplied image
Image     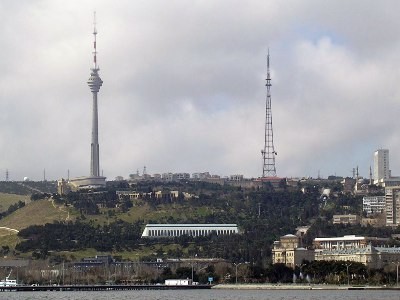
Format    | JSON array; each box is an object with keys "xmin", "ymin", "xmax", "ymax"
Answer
[
  {"xmin": 0, "ymin": 193, "xmax": 30, "ymax": 212},
  {"xmin": 0, "ymin": 199, "xmax": 206, "ymax": 260},
  {"xmin": 0, "ymin": 199, "xmax": 75, "ymax": 230}
]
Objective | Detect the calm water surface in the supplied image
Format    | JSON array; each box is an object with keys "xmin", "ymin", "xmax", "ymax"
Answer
[{"xmin": 1, "ymin": 290, "xmax": 400, "ymax": 300}]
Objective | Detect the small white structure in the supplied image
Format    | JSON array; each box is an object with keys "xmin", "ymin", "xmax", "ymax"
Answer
[
  {"xmin": 165, "ymin": 279, "xmax": 192, "ymax": 286},
  {"xmin": 141, "ymin": 224, "xmax": 239, "ymax": 238}
]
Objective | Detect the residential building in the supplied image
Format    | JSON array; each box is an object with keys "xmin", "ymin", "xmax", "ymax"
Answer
[
  {"xmin": 385, "ymin": 186, "xmax": 400, "ymax": 226},
  {"xmin": 332, "ymin": 214, "xmax": 360, "ymax": 225},
  {"xmin": 229, "ymin": 175, "xmax": 244, "ymax": 181},
  {"xmin": 374, "ymin": 149, "xmax": 390, "ymax": 185},
  {"xmin": 162, "ymin": 173, "xmax": 174, "ymax": 181},
  {"xmin": 363, "ymin": 196, "xmax": 386, "ymax": 215},
  {"xmin": 361, "ymin": 217, "xmax": 386, "ymax": 227},
  {"xmin": 272, "ymin": 234, "xmax": 314, "ymax": 268},
  {"xmin": 173, "ymin": 173, "xmax": 190, "ymax": 180},
  {"xmin": 192, "ymin": 172, "xmax": 211, "ymax": 180}
]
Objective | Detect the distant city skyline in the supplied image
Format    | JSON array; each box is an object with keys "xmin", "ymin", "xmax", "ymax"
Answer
[{"xmin": 1, "ymin": 1, "xmax": 400, "ymax": 181}]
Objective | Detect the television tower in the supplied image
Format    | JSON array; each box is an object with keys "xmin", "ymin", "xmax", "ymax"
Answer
[
  {"xmin": 87, "ymin": 12, "xmax": 103, "ymax": 177},
  {"xmin": 261, "ymin": 51, "xmax": 277, "ymax": 177}
]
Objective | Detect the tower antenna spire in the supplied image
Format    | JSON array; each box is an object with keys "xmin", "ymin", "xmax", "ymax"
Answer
[
  {"xmin": 261, "ymin": 49, "xmax": 277, "ymax": 177},
  {"xmin": 92, "ymin": 11, "xmax": 98, "ymax": 70}
]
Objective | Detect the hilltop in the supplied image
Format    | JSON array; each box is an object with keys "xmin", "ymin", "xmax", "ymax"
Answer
[{"xmin": 0, "ymin": 179, "xmax": 398, "ymax": 264}]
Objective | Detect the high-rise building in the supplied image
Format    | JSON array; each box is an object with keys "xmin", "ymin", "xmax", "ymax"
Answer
[
  {"xmin": 385, "ymin": 186, "xmax": 400, "ymax": 226},
  {"xmin": 374, "ymin": 149, "xmax": 390, "ymax": 184}
]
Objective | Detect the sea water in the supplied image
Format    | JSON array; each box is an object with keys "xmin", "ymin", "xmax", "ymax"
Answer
[{"xmin": 1, "ymin": 289, "xmax": 400, "ymax": 300}]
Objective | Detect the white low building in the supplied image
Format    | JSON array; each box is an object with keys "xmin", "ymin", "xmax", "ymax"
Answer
[
  {"xmin": 141, "ymin": 224, "xmax": 239, "ymax": 238},
  {"xmin": 313, "ymin": 235, "xmax": 389, "ymax": 253},
  {"xmin": 165, "ymin": 279, "xmax": 193, "ymax": 285}
]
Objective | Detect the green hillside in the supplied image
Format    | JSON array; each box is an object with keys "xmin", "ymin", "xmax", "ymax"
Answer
[
  {"xmin": 1, "ymin": 180, "xmax": 398, "ymax": 267},
  {"xmin": 0, "ymin": 192, "xmax": 30, "ymax": 212},
  {"xmin": 0, "ymin": 181, "xmax": 56, "ymax": 195},
  {"xmin": 0, "ymin": 198, "xmax": 76, "ymax": 231}
]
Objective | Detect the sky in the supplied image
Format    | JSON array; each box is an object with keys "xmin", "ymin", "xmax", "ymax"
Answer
[{"xmin": 1, "ymin": 0, "xmax": 400, "ymax": 181}]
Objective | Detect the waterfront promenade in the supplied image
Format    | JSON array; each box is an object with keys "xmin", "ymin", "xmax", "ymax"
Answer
[{"xmin": 212, "ymin": 283, "xmax": 400, "ymax": 290}]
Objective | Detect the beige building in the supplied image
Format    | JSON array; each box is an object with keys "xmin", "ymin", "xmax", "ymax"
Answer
[
  {"xmin": 272, "ymin": 234, "xmax": 314, "ymax": 268},
  {"xmin": 315, "ymin": 245, "xmax": 400, "ymax": 269},
  {"xmin": 332, "ymin": 214, "xmax": 360, "ymax": 225},
  {"xmin": 313, "ymin": 235, "xmax": 388, "ymax": 253}
]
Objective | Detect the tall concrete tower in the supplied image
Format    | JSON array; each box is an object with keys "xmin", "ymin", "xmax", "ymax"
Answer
[
  {"xmin": 87, "ymin": 12, "xmax": 103, "ymax": 177},
  {"xmin": 63, "ymin": 13, "xmax": 106, "ymax": 190},
  {"xmin": 261, "ymin": 51, "xmax": 277, "ymax": 177}
]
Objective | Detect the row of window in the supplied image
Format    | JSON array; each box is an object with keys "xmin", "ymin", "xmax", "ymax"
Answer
[{"xmin": 146, "ymin": 229, "xmax": 237, "ymax": 237}]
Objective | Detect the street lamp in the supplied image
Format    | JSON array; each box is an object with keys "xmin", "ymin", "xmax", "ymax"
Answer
[
  {"xmin": 233, "ymin": 262, "xmax": 248, "ymax": 284},
  {"xmin": 189, "ymin": 254, "xmax": 197, "ymax": 284},
  {"xmin": 296, "ymin": 263, "xmax": 306, "ymax": 281},
  {"xmin": 392, "ymin": 261, "xmax": 399, "ymax": 286},
  {"xmin": 345, "ymin": 263, "xmax": 352, "ymax": 286}
]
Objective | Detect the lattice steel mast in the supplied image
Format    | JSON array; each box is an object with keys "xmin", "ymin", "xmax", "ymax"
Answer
[{"xmin": 261, "ymin": 51, "xmax": 277, "ymax": 177}]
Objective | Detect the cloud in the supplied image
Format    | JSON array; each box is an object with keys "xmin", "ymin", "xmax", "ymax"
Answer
[{"xmin": 1, "ymin": 0, "xmax": 400, "ymax": 180}]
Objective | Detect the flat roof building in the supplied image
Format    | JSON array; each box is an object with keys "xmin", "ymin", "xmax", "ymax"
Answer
[
  {"xmin": 141, "ymin": 224, "xmax": 239, "ymax": 238},
  {"xmin": 315, "ymin": 245, "xmax": 400, "ymax": 269},
  {"xmin": 313, "ymin": 235, "xmax": 389, "ymax": 253}
]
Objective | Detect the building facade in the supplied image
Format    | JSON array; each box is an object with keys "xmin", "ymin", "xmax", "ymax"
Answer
[
  {"xmin": 272, "ymin": 234, "xmax": 314, "ymax": 268},
  {"xmin": 141, "ymin": 224, "xmax": 239, "ymax": 238},
  {"xmin": 374, "ymin": 149, "xmax": 390, "ymax": 184},
  {"xmin": 363, "ymin": 196, "xmax": 386, "ymax": 215},
  {"xmin": 313, "ymin": 235, "xmax": 388, "ymax": 253},
  {"xmin": 332, "ymin": 214, "xmax": 360, "ymax": 225},
  {"xmin": 385, "ymin": 186, "xmax": 400, "ymax": 226},
  {"xmin": 315, "ymin": 245, "xmax": 400, "ymax": 269}
]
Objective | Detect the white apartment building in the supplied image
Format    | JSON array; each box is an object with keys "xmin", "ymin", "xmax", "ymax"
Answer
[
  {"xmin": 385, "ymin": 186, "xmax": 400, "ymax": 226},
  {"xmin": 362, "ymin": 196, "xmax": 386, "ymax": 215},
  {"xmin": 374, "ymin": 149, "xmax": 390, "ymax": 184}
]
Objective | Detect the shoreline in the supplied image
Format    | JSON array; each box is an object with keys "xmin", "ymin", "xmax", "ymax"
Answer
[{"xmin": 212, "ymin": 283, "xmax": 400, "ymax": 290}]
